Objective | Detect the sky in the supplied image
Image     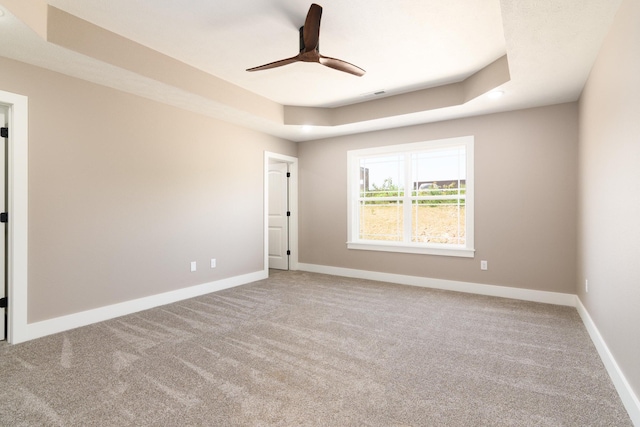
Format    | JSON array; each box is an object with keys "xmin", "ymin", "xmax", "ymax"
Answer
[{"xmin": 362, "ymin": 147, "xmax": 466, "ymax": 188}]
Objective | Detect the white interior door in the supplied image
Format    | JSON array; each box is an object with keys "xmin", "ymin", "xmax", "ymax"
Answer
[
  {"xmin": 268, "ymin": 162, "xmax": 289, "ymax": 270},
  {"xmin": 0, "ymin": 106, "xmax": 6, "ymax": 340}
]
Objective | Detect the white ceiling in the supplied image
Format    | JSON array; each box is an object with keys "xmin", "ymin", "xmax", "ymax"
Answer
[{"xmin": 0, "ymin": 0, "xmax": 623, "ymax": 141}]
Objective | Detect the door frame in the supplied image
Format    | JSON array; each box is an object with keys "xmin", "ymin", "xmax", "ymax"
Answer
[
  {"xmin": 0, "ymin": 90, "xmax": 29, "ymax": 344},
  {"xmin": 264, "ymin": 152, "xmax": 298, "ymax": 273}
]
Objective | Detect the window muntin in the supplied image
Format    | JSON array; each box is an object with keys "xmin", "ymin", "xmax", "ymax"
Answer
[{"xmin": 347, "ymin": 136, "xmax": 474, "ymax": 257}]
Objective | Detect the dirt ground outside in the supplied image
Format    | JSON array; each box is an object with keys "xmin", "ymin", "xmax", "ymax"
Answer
[{"xmin": 360, "ymin": 204, "xmax": 465, "ymax": 244}]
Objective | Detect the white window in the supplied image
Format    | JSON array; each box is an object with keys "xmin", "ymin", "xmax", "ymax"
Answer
[{"xmin": 347, "ymin": 136, "xmax": 474, "ymax": 257}]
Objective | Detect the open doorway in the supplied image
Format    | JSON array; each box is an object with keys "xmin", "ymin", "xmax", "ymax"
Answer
[
  {"xmin": 1, "ymin": 104, "xmax": 7, "ymax": 340},
  {"xmin": 0, "ymin": 89, "xmax": 29, "ymax": 344},
  {"xmin": 264, "ymin": 152, "xmax": 298, "ymax": 273}
]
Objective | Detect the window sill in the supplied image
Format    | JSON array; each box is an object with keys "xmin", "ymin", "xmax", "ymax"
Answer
[{"xmin": 347, "ymin": 241, "xmax": 475, "ymax": 258}]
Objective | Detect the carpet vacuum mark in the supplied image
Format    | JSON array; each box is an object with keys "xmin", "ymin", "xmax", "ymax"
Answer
[{"xmin": 0, "ymin": 270, "xmax": 632, "ymax": 426}]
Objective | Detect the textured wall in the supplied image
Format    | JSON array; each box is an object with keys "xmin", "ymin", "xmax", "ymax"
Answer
[
  {"xmin": 0, "ymin": 57, "xmax": 296, "ymax": 323},
  {"xmin": 298, "ymin": 103, "xmax": 578, "ymax": 294},
  {"xmin": 578, "ymin": 0, "xmax": 640, "ymax": 402}
]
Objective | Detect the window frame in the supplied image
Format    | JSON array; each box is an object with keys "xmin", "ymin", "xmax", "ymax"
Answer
[{"xmin": 347, "ymin": 136, "xmax": 475, "ymax": 258}]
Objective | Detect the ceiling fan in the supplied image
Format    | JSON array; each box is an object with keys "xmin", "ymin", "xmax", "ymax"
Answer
[{"xmin": 246, "ymin": 3, "xmax": 365, "ymax": 77}]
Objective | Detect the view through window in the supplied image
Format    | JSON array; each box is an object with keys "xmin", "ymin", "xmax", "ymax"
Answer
[{"xmin": 347, "ymin": 136, "xmax": 474, "ymax": 257}]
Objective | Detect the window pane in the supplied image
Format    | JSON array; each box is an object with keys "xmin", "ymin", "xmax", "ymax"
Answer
[
  {"xmin": 412, "ymin": 202, "xmax": 465, "ymax": 244},
  {"xmin": 411, "ymin": 146, "xmax": 465, "ymax": 196},
  {"xmin": 410, "ymin": 145, "xmax": 466, "ymax": 245},
  {"xmin": 360, "ymin": 155, "xmax": 404, "ymax": 198},
  {"xmin": 359, "ymin": 200, "xmax": 403, "ymax": 241}
]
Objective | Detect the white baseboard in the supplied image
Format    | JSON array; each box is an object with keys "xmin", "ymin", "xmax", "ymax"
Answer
[
  {"xmin": 23, "ymin": 269, "xmax": 267, "ymax": 343},
  {"xmin": 576, "ymin": 298, "xmax": 640, "ymax": 426},
  {"xmin": 297, "ymin": 263, "xmax": 577, "ymax": 306}
]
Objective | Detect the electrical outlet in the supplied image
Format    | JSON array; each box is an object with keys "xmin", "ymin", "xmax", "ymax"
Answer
[
  {"xmin": 585, "ymin": 279, "xmax": 589, "ymax": 293},
  {"xmin": 480, "ymin": 260, "xmax": 488, "ymax": 271},
  {"xmin": 211, "ymin": 258, "xmax": 216, "ymax": 269},
  {"xmin": 190, "ymin": 261, "xmax": 197, "ymax": 272}
]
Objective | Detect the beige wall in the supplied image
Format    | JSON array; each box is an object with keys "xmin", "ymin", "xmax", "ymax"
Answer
[
  {"xmin": 578, "ymin": 0, "xmax": 640, "ymax": 400},
  {"xmin": 298, "ymin": 103, "xmax": 578, "ymax": 294},
  {"xmin": 0, "ymin": 57, "xmax": 296, "ymax": 323}
]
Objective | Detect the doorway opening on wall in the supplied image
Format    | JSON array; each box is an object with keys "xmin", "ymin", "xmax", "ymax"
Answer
[
  {"xmin": 1, "ymin": 104, "xmax": 7, "ymax": 340},
  {"xmin": 0, "ymin": 89, "xmax": 29, "ymax": 344},
  {"xmin": 264, "ymin": 152, "xmax": 298, "ymax": 273}
]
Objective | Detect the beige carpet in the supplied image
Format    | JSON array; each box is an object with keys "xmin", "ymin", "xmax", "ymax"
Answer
[{"xmin": 0, "ymin": 270, "xmax": 632, "ymax": 426}]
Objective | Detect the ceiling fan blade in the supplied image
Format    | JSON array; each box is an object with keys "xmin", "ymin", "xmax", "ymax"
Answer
[
  {"xmin": 246, "ymin": 55, "xmax": 301, "ymax": 72},
  {"xmin": 302, "ymin": 4, "xmax": 322, "ymax": 52},
  {"xmin": 318, "ymin": 55, "xmax": 366, "ymax": 77}
]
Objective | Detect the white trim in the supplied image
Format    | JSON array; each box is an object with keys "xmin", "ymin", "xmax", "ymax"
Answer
[
  {"xmin": 346, "ymin": 241, "xmax": 475, "ymax": 258},
  {"xmin": 347, "ymin": 136, "xmax": 474, "ymax": 257},
  {"xmin": 0, "ymin": 90, "xmax": 29, "ymax": 344},
  {"xmin": 25, "ymin": 270, "xmax": 266, "ymax": 342},
  {"xmin": 576, "ymin": 298, "xmax": 640, "ymax": 425},
  {"xmin": 264, "ymin": 152, "xmax": 299, "ymax": 271},
  {"xmin": 297, "ymin": 263, "xmax": 577, "ymax": 306}
]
